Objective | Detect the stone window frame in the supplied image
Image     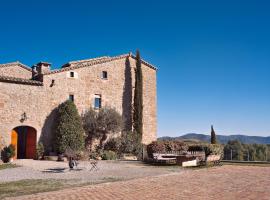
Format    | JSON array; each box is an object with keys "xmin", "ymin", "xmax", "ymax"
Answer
[
  {"xmin": 101, "ymin": 71, "xmax": 108, "ymax": 80},
  {"xmin": 67, "ymin": 71, "xmax": 78, "ymax": 79},
  {"xmin": 69, "ymin": 94, "xmax": 74, "ymax": 102},
  {"xmin": 70, "ymin": 71, "xmax": 74, "ymax": 78},
  {"xmin": 94, "ymin": 94, "xmax": 102, "ymax": 109}
]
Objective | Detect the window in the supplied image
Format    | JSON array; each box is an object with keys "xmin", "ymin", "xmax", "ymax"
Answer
[
  {"xmin": 94, "ymin": 94, "xmax": 101, "ymax": 109},
  {"xmin": 70, "ymin": 71, "xmax": 74, "ymax": 77},
  {"xmin": 69, "ymin": 94, "xmax": 74, "ymax": 102},
  {"xmin": 101, "ymin": 71, "xmax": 108, "ymax": 79}
]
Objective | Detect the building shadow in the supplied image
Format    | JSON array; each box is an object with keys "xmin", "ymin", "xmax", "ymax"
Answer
[{"xmin": 40, "ymin": 107, "xmax": 58, "ymax": 154}]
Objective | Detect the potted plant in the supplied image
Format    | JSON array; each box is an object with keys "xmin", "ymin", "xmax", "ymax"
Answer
[{"xmin": 2, "ymin": 144, "xmax": 15, "ymax": 163}]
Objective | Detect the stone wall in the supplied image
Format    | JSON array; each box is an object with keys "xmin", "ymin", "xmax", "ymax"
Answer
[
  {"xmin": 0, "ymin": 55, "xmax": 157, "ymax": 152},
  {"xmin": 0, "ymin": 65, "xmax": 32, "ymax": 79},
  {"xmin": 0, "ymin": 82, "xmax": 45, "ymax": 146}
]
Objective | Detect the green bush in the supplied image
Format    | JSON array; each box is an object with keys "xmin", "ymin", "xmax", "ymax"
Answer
[
  {"xmin": 104, "ymin": 137, "xmax": 121, "ymax": 152},
  {"xmin": 147, "ymin": 140, "xmax": 223, "ymax": 159},
  {"xmin": 188, "ymin": 143, "xmax": 224, "ymax": 157},
  {"xmin": 104, "ymin": 132, "xmax": 143, "ymax": 159},
  {"xmin": 119, "ymin": 132, "xmax": 142, "ymax": 157},
  {"xmin": 1, "ymin": 145, "xmax": 15, "ymax": 163},
  {"xmin": 36, "ymin": 142, "xmax": 44, "ymax": 160},
  {"xmin": 147, "ymin": 140, "xmax": 188, "ymax": 158},
  {"xmin": 54, "ymin": 100, "xmax": 85, "ymax": 154},
  {"xmin": 101, "ymin": 150, "xmax": 117, "ymax": 160}
]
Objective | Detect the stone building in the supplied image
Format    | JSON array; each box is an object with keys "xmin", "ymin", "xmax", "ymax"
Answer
[{"xmin": 0, "ymin": 53, "xmax": 157, "ymax": 159}]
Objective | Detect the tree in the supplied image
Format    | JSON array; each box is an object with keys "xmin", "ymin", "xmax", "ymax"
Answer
[
  {"xmin": 54, "ymin": 100, "xmax": 85, "ymax": 154},
  {"xmin": 82, "ymin": 107, "xmax": 123, "ymax": 149},
  {"xmin": 211, "ymin": 125, "xmax": 218, "ymax": 144},
  {"xmin": 133, "ymin": 50, "xmax": 143, "ymax": 141}
]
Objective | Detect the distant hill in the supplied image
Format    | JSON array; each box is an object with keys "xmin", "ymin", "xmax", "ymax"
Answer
[{"xmin": 159, "ymin": 133, "xmax": 270, "ymax": 144}]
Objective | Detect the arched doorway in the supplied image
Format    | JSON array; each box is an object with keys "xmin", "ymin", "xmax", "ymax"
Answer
[{"xmin": 11, "ymin": 126, "xmax": 37, "ymax": 159}]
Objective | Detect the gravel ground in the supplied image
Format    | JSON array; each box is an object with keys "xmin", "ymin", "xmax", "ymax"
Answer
[{"xmin": 0, "ymin": 160, "xmax": 182, "ymax": 183}]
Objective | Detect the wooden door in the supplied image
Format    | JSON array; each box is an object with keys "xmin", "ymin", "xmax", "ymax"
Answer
[
  {"xmin": 11, "ymin": 130, "xmax": 18, "ymax": 159},
  {"xmin": 26, "ymin": 128, "xmax": 36, "ymax": 159}
]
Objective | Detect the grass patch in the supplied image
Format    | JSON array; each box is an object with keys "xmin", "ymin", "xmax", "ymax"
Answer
[
  {"xmin": 0, "ymin": 176, "xmax": 127, "ymax": 199},
  {"xmin": 0, "ymin": 179, "xmax": 72, "ymax": 199},
  {"xmin": 101, "ymin": 176, "xmax": 124, "ymax": 182},
  {"xmin": 0, "ymin": 163, "xmax": 18, "ymax": 170}
]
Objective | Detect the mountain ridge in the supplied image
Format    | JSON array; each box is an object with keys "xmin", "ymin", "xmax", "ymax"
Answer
[{"xmin": 159, "ymin": 133, "xmax": 270, "ymax": 144}]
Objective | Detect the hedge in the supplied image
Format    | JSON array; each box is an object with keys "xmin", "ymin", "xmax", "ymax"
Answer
[{"xmin": 147, "ymin": 140, "xmax": 224, "ymax": 158}]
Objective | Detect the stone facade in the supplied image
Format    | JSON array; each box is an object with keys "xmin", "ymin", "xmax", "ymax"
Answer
[
  {"xmin": 0, "ymin": 53, "xmax": 157, "ymax": 153},
  {"xmin": 0, "ymin": 62, "xmax": 32, "ymax": 79}
]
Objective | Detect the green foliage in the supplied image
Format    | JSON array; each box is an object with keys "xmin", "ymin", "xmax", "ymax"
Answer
[
  {"xmin": 119, "ymin": 132, "xmax": 142, "ymax": 157},
  {"xmin": 211, "ymin": 125, "xmax": 218, "ymax": 144},
  {"xmin": 54, "ymin": 100, "xmax": 85, "ymax": 154},
  {"xmin": 82, "ymin": 107, "xmax": 123, "ymax": 148},
  {"xmin": 1, "ymin": 144, "xmax": 15, "ymax": 163},
  {"xmin": 104, "ymin": 132, "xmax": 143, "ymax": 158},
  {"xmin": 133, "ymin": 50, "xmax": 143, "ymax": 141},
  {"xmin": 147, "ymin": 140, "xmax": 188, "ymax": 158},
  {"xmin": 101, "ymin": 150, "xmax": 117, "ymax": 160},
  {"xmin": 224, "ymin": 140, "xmax": 270, "ymax": 161},
  {"xmin": 36, "ymin": 142, "xmax": 45, "ymax": 160},
  {"xmin": 189, "ymin": 143, "xmax": 223, "ymax": 156},
  {"xmin": 104, "ymin": 137, "xmax": 121, "ymax": 152},
  {"xmin": 147, "ymin": 140, "xmax": 224, "ymax": 159}
]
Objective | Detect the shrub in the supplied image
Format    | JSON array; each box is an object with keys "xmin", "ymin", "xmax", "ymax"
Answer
[
  {"xmin": 1, "ymin": 145, "xmax": 15, "ymax": 163},
  {"xmin": 89, "ymin": 151, "xmax": 100, "ymax": 160},
  {"xmin": 119, "ymin": 132, "xmax": 142, "ymax": 157},
  {"xmin": 101, "ymin": 150, "xmax": 117, "ymax": 160},
  {"xmin": 147, "ymin": 140, "xmax": 223, "ymax": 159},
  {"xmin": 104, "ymin": 132, "xmax": 143, "ymax": 159},
  {"xmin": 188, "ymin": 143, "xmax": 224, "ymax": 157},
  {"xmin": 54, "ymin": 100, "xmax": 85, "ymax": 154},
  {"xmin": 104, "ymin": 137, "xmax": 121, "ymax": 152},
  {"xmin": 147, "ymin": 140, "xmax": 188, "ymax": 158},
  {"xmin": 36, "ymin": 142, "xmax": 45, "ymax": 160},
  {"xmin": 75, "ymin": 151, "xmax": 91, "ymax": 161}
]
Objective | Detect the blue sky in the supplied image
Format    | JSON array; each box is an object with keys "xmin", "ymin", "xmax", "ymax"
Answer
[{"xmin": 1, "ymin": 0, "xmax": 270, "ymax": 137}]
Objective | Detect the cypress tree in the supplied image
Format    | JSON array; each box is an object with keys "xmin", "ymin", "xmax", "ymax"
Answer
[
  {"xmin": 133, "ymin": 50, "xmax": 143, "ymax": 141},
  {"xmin": 211, "ymin": 125, "xmax": 218, "ymax": 144},
  {"xmin": 54, "ymin": 100, "xmax": 85, "ymax": 154}
]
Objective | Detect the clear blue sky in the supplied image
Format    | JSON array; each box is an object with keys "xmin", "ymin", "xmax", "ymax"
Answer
[{"xmin": 1, "ymin": 0, "xmax": 270, "ymax": 137}]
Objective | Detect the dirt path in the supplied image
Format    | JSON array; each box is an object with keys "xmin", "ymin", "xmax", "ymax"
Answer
[{"xmin": 6, "ymin": 165, "xmax": 270, "ymax": 200}]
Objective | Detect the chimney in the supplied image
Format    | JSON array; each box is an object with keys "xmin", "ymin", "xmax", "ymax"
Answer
[
  {"xmin": 36, "ymin": 62, "xmax": 51, "ymax": 74},
  {"xmin": 32, "ymin": 62, "xmax": 51, "ymax": 81}
]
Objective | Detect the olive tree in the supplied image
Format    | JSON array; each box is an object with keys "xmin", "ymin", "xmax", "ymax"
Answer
[{"xmin": 82, "ymin": 107, "xmax": 123, "ymax": 149}]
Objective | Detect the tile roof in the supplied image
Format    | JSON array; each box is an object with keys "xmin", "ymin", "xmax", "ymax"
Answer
[
  {"xmin": 44, "ymin": 53, "xmax": 157, "ymax": 75},
  {"xmin": 0, "ymin": 61, "xmax": 32, "ymax": 72},
  {"xmin": 0, "ymin": 75, "xmax": 43, "ymax": 86},
  {"xmin": 0, "ymin": 53, "xmax": 157, "ymax": 78}
]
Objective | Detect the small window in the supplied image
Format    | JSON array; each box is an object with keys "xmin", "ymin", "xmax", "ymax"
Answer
[
  {"xmin": 94, "ymin": 94, "xmax": 101, "ymax": 109},
  {"xmin": 101, "ymin": 71, "xmax": 108, "ymax": 79},
  {"xmin": 70, "ymin": 71, "xmax": 74, "ymax": 77},
  {"xmin": 69, "ymin": 94, "xmax": 74, "ymax": 102}
]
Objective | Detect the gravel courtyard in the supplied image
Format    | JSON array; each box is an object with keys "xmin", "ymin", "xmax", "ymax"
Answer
[
  {"xmin": 0, "ymin": 160, "xmax": 182, "ymax": 183},
  {"xmin": 5, "ymin": 165, "xmax": 270, "ymax": 200}
]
